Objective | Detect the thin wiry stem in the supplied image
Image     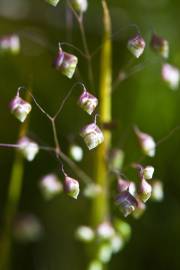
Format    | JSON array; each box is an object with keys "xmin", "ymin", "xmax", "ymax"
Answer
[
  {"xmin": 67, "ymin": 0, "xmax": 81, "ymax": 22},
  {"xmin": 51, "ymin": 119, "xmax": 61, "ymax": 155},
  {"xmin": 112, "ymin": 66, "xmax": 139, "ymax": 91},
  {"xmin": 0, "ymin": 140, "xmax": 92, "ymax": 184},
  {"xmin": 0, "ymin": 143, "xmax": 53, "ymax": 152},
  {"xmin": 67, "ymin": 0, "xmax": 94, "ymax": 87},
  {"xmin": 123, "ymin": 124, "xmax": 180, "ymax": 173},
  {"xmin": 53, "ymin": 81, "xmax": 85, "ymax": 120},
  {"xmin": 16, "ymin": 85, "xmax": 93, "ymax": 184},
  {"xmin": 79, "ymin": 21, "xmax": 95, "ymax": 87},
  {"xmin": 78, "ymin": 19, "xmax": 90, "ymax": 58},
  {"xmin": 48, "ymin": 117, "xmax": 93, "ymax": 184},
  {"xmin": 27, "ymin": 93, "xmax": 52, "ymax": 120},
  {"xmin": 1, "ymin": 121, "xmax": 178, "ymax": 156},
  {"xmin": 156, "ymin": 125, "xmax": 180, "ymax": 146},
  {"xmin": 112, "ymin": 58, "xmax": 160, "ymax": 93},
  {"xmin": 17, "ymin": 87, "xmax": 52, "ymax": 120},
  {"xmin": 60, "ymin": 42, "xmax": 87, "ymax": 58},
  {"xmin": 18, "ymin": 29, "xmax": 55, "ymax": 53},
  {"xmin": 18, "ymin": 82, "xmax": 86, "ymax": 122},
  {"xmin": 0, "ymin": 143, "xmax": 23, "ymax": 149},
  {"xmin": 59, "ymin": 150, "xmax": 92, "ymax": 184},
  {"xmin": 91, "ymin": 23, "xmax": 141, "ymax": 58},
  {"xmin": 65, "ymin": 3, "xmax": 73, "ymax": 42},
  {"xmin": 19, "ymin": 23, "xmax": 140, "ymax": 60}
]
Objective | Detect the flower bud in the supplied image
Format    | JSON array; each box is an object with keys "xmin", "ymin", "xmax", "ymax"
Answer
[
  {"xmin": 150, "ymin": 33, "xmax": 169, "ymax": 59},
  {"xmin": 162, "ymin": 63, "xmax": 180, "ymax": 90},
  {"xmin": 139, "ymin": 178, "xmax": 152, "ymax": 202},
  {"xmin": 117, "ymin": 178, "xmax": 130, "ymax": 193},
  {"xmin": 127, "ymin": 34, "xmax": 146, "ymax": 58},
  {"xmin": 114, "ymin": 218, "xmax": 131, "ymax": 241},
  {"xmin": 108, "ymin": 149, "xmax": 124, "ymax": 171},
  {"xmin": 143, "ymin": 166, "xmax": 154, "ymax": 180},
  {"xmin": 83, "ymin": 183, "xmax": 102, "ymax": 198},
  {"xmin": 13, "ymin": 214, "xmax": 43, "ymax": 243},
  {"xmin": 63, "ymin": 176, "xmax": 80, "ymax": 199},
  {"xmin": 75, "ymin": 226, "xmax": 95, "ymax": 242},
  {"xmin": 39, "ymin": 174, "xmax": 62, "ymax": 200},
  {"xmin": 96, "ymin": 222, "xmax": 115, "ymax": 241},
  {"xmin": 116, "ymin": 191, "xmax": 138, "ymax": 217},
  {"xmin": 80, "ymin": 123, "xmax": 104, "ymax": 150},
  {"xmin": 78, "ymin": 90, "xmax": 98, "ymax": 115},
  {"xmin": 54, "ymin": 48, "xmax": 78, "ymax": 79},
  {"xmin": 88, "ymin": 260, "xmax": 103, "ymax": 270},
  {"xmin": 18, "ymin": 137, "xmax": 39, "ymax": 161},
  {"xmin": 135, "ymin": 127, "xmax": 156, "ymax": 157},
  {"xmin": 0, "ymin": 34, "xmax": 20, "ymax": 55},
  {"xmin": 129, "ymin": 182, "xmax": 136, "ymax": 196},
  {"xmin": 46, "ymin": 0, "xmax": 60, "ymax": 6},
  {"xmin": 133, "ymin": 198, "xmax": 146, "ymax": 219},
  {"xmin": 69, "ymin": 144, "xmax": 83, "ymax": 162},
  {"xmin": 97, "ymin": 243, "xmax": 112, "ymax": 263},
  {"xmin": 71, "ymin": 0, "xmax": 88, "ymax": 13},
  {"xmin": 10, "ymin": 95, "xmax": 32, "ymax": 123},
  {"xmin": 110, "ymin": 234, "xmax": 124, "ymax": 254},
  {"xmin": 151, "ymin": 180, "xmax": 164, "ymax": 202},
  {"xmin": 117, "ymin": 179, "xmax": 136, "ymax": 196}
]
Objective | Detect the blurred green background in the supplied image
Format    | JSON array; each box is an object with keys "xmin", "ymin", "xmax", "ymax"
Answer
[{"xmin": 0, "ymin": 0, "xmax": 180, "ymax": 269}]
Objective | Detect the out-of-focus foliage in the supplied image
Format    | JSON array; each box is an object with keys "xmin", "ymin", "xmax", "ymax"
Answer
[{"xmin": 0, "ymin": 0, "xmax": 180, "ymax": 269}]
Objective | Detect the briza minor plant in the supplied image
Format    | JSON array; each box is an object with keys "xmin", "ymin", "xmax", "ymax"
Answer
[{"xmin": 1, "ymin": 0, "xmax": 180, "ymax": 269}]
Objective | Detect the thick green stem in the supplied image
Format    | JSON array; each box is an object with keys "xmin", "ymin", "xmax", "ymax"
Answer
[
  {"xmin": 0, "ymin": 153, "xmax": 24, "ymax": 270},
  {"xmin": 0, "ymin": 92, "xmax": 31, "ymax": 270},
  {"xmin": 88, "ymin": 2, "xmax": 112, "ymax": 269},
  {"xmin": 91, "ymin": 0, "xmax": 112, "ymax": 227}
]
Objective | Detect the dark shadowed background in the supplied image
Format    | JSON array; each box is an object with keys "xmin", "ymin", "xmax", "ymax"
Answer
[{"xmin": 0, "ymin": 0, "xmax": 180, "ymax": 269}]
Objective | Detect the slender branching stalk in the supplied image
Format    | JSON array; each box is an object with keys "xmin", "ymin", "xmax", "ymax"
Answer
[
  {"xmin": 0, "ymin": 79, "xmax": 95, "ymax": 269},
  {"xmin": 27, "ymin": 85, "xmax": 93, "ymax": 184},
  {"xmin": 67, "ymin": 0, "xmax": 94, "ymax": 87}
]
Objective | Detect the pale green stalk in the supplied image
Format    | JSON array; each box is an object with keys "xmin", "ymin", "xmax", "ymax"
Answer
[
  {"xmin": 0, "ymin": 92, "xmax": 31, "ymax": 270},
  {"xmin": 91, "ymin": 0, "xmax": 112, "ymax": 227},
  {"xmin": 88, "ymin": 1, "xmax": 112, "ymax": 269}
]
